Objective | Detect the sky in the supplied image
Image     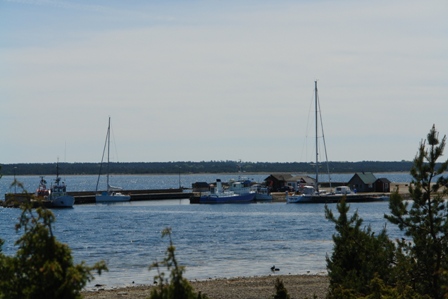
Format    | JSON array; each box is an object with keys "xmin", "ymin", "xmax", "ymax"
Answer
[{"xmin": 1, "ymin": 0, "xmax": 447, "ymax": 164}]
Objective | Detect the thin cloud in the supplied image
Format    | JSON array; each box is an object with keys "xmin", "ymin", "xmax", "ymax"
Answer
[{"xmin": 0, "ymin": 0, "xmax": 447, "ymax": 163}]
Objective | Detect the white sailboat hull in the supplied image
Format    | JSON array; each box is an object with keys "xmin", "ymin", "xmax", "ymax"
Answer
[
  {"xmin": 286, "ymin": 194, "xmax": 313, "ymax": 203},
  {"xmin": 95, "ymin": 192, "xmax": 131, "ymax": 203}
]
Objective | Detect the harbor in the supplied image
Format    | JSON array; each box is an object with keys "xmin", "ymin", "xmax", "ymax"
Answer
[{"xmin": 0, "ymin": 173, "xmax": 413, "ymax": 207}]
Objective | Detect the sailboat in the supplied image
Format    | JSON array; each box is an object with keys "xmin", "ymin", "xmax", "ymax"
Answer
[
  {"xmin": 95, "ymin": 117, "xmax": 131, "ymax": 203},
  {"xmin": 286, "ymin": 82, "xmax": 387, "ymax": 204}
]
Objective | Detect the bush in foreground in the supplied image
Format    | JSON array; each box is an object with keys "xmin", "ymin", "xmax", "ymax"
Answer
[
  {"xmin": 148, "ymin": 227, "xmax": 208, "ymax": 299},
  {"xmin": 0, "ymin": 202, "xmax": 107, "ymax": 299}
]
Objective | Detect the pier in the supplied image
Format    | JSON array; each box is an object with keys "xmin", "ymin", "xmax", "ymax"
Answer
[
  {"xmin": 1, "ymin": 188, "xmax": 193, "ymax": 207},
  {"xmin": 69, "ymin": 188, "xmax": 192, "ymax": 204}
]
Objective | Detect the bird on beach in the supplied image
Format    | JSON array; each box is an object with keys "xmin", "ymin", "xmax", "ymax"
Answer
[{"xmin": 271, "ymin": 265, "xmax": 280, "ymax": 272}]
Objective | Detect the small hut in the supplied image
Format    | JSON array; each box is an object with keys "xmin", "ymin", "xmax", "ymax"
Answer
[
  {"xmin": 264, "ymin": 174, "xmax": 294, "ymax": 192},
  {"xmin": 348, "ymin": 172, "xmax": 377, "ymax": 193},
  {"xmin": 374, "ymin": 178, "xmax": 391, "ymax": 192}
]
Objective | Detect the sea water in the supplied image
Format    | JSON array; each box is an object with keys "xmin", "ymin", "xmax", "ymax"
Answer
[{"xmin": 0, "ymin": 173, "xmax": 409, "ymax": 288}]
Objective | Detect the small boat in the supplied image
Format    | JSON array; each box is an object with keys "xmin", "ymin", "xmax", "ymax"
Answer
[
  {"xmin": 34, "ymin": 163, "xmax": 75, "ymax": 208},
  {"xmin": 252, "ymin": 185, "xmax": 273, "ymax": 202},
  {"xmin": 229, "ymin": 176, "xmax": 272, "ymax": 202},
  {"xmin": 286, "ymin": 186, "xmax": 316, "ymax": 203},
  {"xmin": 48, "ymin": 164, "xmax": 75, "ymax": 208},
  {"xmin": 35, "ymin": 176, "xmax": 50, "ymax": 198},
  {"xmin": 228, "ymin": 177, "xmax": 255, "ymax": 195},
  {"xmin": 200, "ymin": 179, "xmax": 256, "ymax": 204},
  {"xmin": 95, "ymin": 117, "xmax": 131, "ymax": 203}
]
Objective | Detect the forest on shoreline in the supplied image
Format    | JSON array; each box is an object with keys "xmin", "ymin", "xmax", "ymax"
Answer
[{"xmin": 0, "ymin": 160, "xmax": 416, "ymax": 176}]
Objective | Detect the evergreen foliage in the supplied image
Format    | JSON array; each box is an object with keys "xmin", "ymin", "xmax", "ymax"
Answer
[
  {"xmin": 148, "ymin": 228, "xmax": 208, "ymax": 299},
  {"xmin": 272, "ymin": 278, "xmax": 290, "ymax": 299},
  {"xmin": 326, "ymin": 125, "xmax": 448, "ymax": 299},
  {"xmin": 385, "ymin": 125, "xmax": 448, "ymax": 299},
  {"xmin": 325, "ymin": 199, "xmax": 396, "ymax": 298},
  {"xmin": 0, "ymin": 202, "xmax": 107, "ymax": 299}
]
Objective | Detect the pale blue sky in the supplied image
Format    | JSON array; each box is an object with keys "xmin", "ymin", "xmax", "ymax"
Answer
[{"xmin": 1, "ymin": 0, "xmax": 447, "ymax": 164}]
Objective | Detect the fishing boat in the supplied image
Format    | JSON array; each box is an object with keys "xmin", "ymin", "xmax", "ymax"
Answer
[
  {"xmin": 47, "ymin": 163, "xmax": 75, "ymax": 208},
  {"xmin": 286, "ymin": 82, "xmax": 388, "ymax": 204},
  {"xmin": 35, "ymin": 176, "xmax": 50, "ymax": 198},
  {"xmin": 33, "ymin": 163, "xmax": 75, "ymax": 208},
  {"xmin": 228, "ymin": 177, "xmax": 255, "ymax": 195},
  {"xmin": 200, "ymin": 179, "xmax": 256, "ymax": 204},
  {"xmin": 95, "ymin": 117, "xmax": 131, "ymax": 203},
  {"xmin": 249, "ymin": 184, "xmax": 273, "ymax": 202}
]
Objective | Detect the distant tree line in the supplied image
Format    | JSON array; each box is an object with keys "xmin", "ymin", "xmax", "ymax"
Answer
[{"xmin": 0, "ymin": 160, "xmax": 417, "ymax": 176}]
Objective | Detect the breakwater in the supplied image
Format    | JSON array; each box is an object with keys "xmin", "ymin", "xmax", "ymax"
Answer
[
  {"xmin": 70, "ymin": 188, "xmax": 191, "ymax": 204},
  {"xmin": 1, "ymin": 188, "xmax": 192, "ymax": 207}
]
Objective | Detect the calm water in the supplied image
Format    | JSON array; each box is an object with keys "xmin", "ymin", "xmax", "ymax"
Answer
[{"xmin": 0, "ymin": 173, "xmax": 410, "ymax": 289}]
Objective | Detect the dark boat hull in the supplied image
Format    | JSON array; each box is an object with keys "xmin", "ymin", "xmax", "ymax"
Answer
[{"xmin": 288, "ymin": 193, "xmax": 389, "ymax": 204}]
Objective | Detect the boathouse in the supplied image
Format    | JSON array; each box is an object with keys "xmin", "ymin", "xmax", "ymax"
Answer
[
  {"xmin": 348, "ymin": 172, "xmax": 377, "ymax": 193},
  {"xmin": 374, "ymin": 178, "xmax": 391, "ymax": 192},
  {"xmin": 264, "ymin": 174, "xmax": 294, "ymax": 192},
  {"xmin": 264, "ymin": 174, "xmax": 316, "ymax": 192}
]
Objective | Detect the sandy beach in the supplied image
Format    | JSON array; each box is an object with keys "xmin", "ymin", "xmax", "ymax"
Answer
[{"xmin": 81, "ymin": 275, "xmax": 329, "ymax": 299}]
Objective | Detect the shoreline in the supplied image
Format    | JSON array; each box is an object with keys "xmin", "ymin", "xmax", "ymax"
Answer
[{"xmin": 81, "ymin": 274, "xmax": 330, "ymax": 299}]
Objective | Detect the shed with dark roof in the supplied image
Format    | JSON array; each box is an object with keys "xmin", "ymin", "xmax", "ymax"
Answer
[
  {"xmin": 348, "ymin": 172, "xmax": 377, "ymax": 192},
  {"xmin": 264, "ymin": 174, "xmax": 294, "ymax": 192},
  {"xmin": 374, "ymin": 178, "xmax": 391, "ymax": 192}
]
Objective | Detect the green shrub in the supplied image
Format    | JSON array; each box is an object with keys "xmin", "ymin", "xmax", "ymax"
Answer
[
  {"xmin": 326, "ymin": 125, "xmax": 448, "ymax": 299},
  {"xmin": 148, "ymin": 227, "xmax": 208, "ymax": 299},
  {"xmin": 325, "ymin": 199, "xmax": 396, "ymax": 298},
  {"xmin": 0, "ymin": 195, "xmax": 107, "ymax": 299},
  {"xmin": 272, "ymin": 277, "xmax": 290, "ymax": 299},
  {"xmin": 385, "ymin": 125, "xmax": 448, "ymax": 299}
]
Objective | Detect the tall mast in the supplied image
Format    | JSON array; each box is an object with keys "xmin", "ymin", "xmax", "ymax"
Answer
[
  {"xmin": 314, "ymin": 81, "xmax": 319, "ymax": 193},
  {"xmin": 107, "ymin": 117, "xmax": 110, "ymax": 190},
  {"xmin": 56, "ymin": 158, "xmax": 60, "ymax": 179}
]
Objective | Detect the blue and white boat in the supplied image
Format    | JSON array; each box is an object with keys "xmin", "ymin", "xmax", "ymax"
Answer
[
  {"xmin": 228, "ymin": 177, "xmax": 255, "ymax": 195},
  {"xmin": 48, "ymin": 163, "xmax": 75, "ymax": 208},
  {"xmin": 229, "ymin": 177, "xmax": 273, "ymax": 202},
  {"xmin": 200, "ymin": 179, "xmax": 256, "ymax": 204},
  {"xmin": 253, "ymin": 186, "xmax": 273, "ymax": 202}
]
